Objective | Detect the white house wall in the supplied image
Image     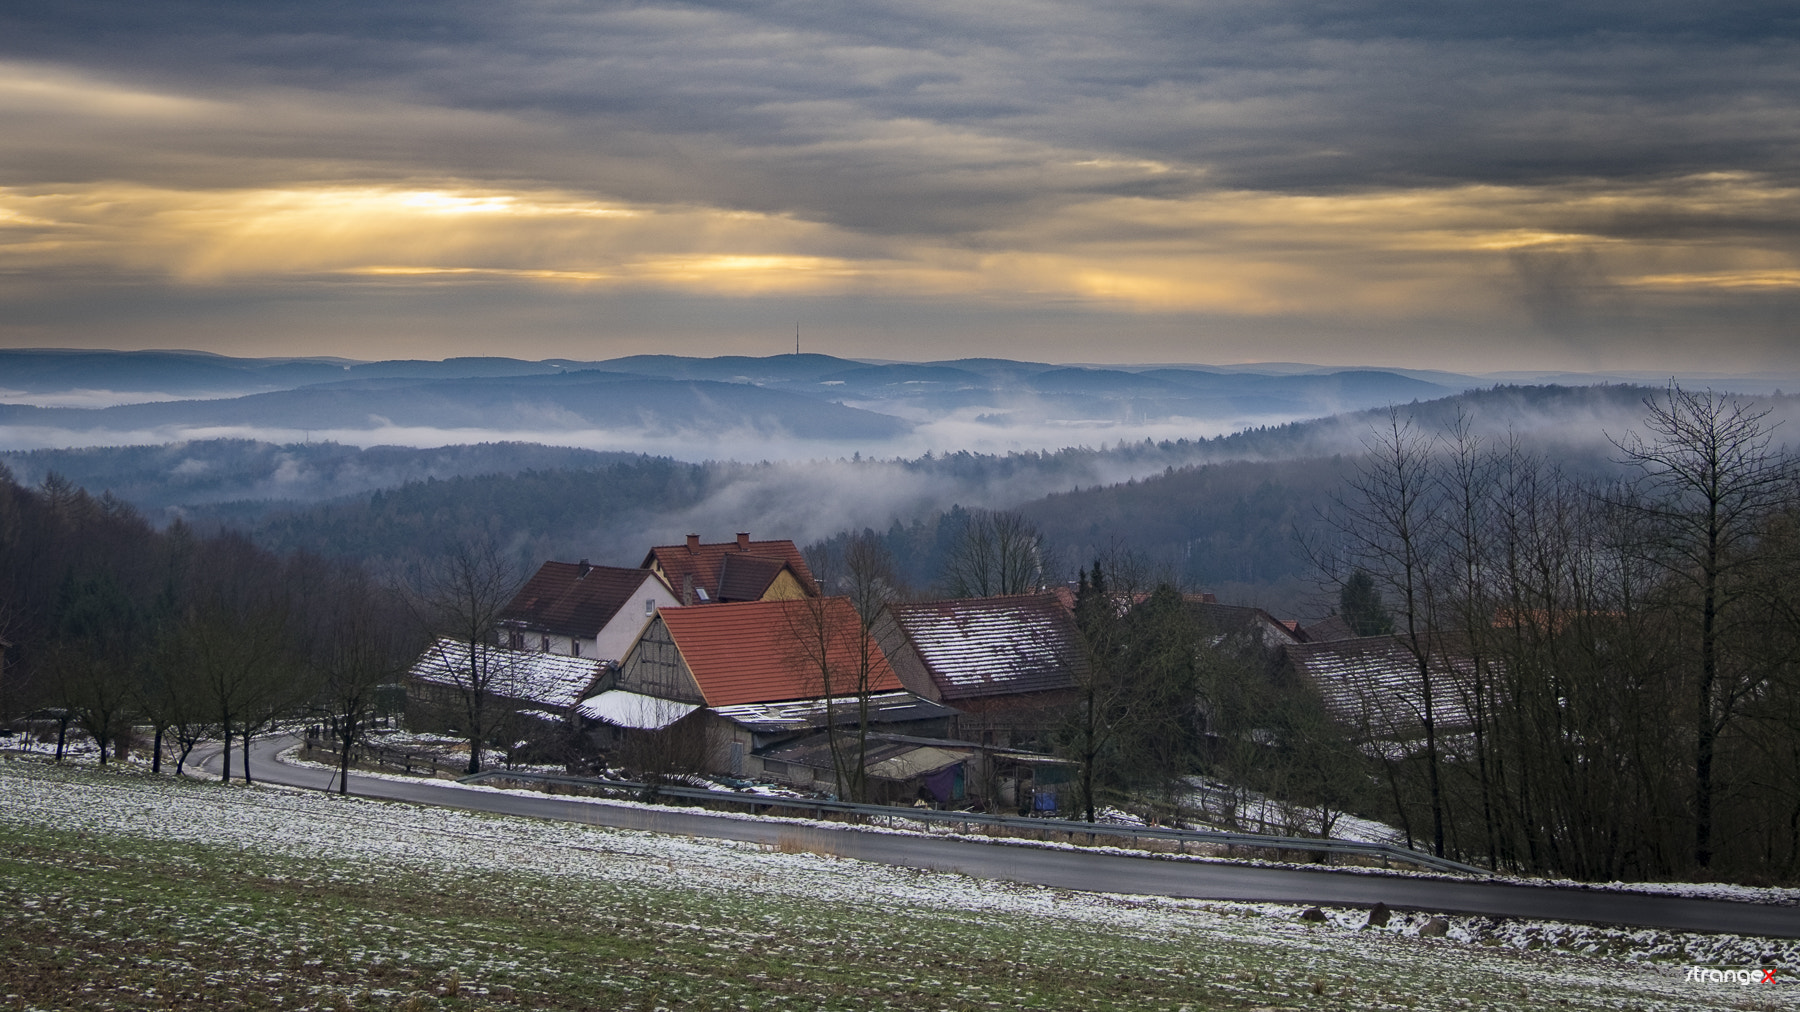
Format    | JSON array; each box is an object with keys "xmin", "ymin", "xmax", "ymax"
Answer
[{"xmin": 594, "ymin": 576, "xmax": 681, "ymax": 662}]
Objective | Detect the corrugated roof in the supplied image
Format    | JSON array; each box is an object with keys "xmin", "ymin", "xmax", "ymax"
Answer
[
  {"xmin": 759, "ymin": 731, "xmax": 973, "ymax": 780},
  {"xmin": 1287, "ymin": 637, "xmax": 1477, "ymax": 738},
  {"xmin": 886, "ymin": 594, "xmax": 1088, "ymax": 700},
  {"xmin": 408, "ymin": 637, "xmax": 602, "ymax": 711},
  {"xmin": 657, "ymin": 597, "xmax": 902, "ymax": 707},
  {"xmin": 501, "ymin": 561, "xmax": 661, "ymax": 637},
  {"xmin": 642, "ymin": 536, "xmax": 820, "ymax": 601}
]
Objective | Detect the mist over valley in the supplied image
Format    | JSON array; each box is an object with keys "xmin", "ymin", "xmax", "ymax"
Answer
[{"xmin": 8, "ymin": 353, "xmax": 1792, "ymax": 619}]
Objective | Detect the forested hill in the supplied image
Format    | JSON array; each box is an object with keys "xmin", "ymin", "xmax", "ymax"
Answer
[
  {"xmin": 0, "ymin": 441, "xmax": 645, "ymax": 513},
  {"xmin": 11, "ymin": 383, "xmax": 1786, "ymax": 616},
  {"xmin": 810, "ymin": 384, "xmax": 1724, "ymax": 615}
]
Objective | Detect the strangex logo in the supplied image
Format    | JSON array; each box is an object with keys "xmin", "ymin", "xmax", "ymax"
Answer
[{"xmin": 1683, "ymin": 966, "xmax": 1783, "ymax": 984}]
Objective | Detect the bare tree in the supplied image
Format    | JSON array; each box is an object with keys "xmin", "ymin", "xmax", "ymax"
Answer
[
  {"xmin": 1612, "ymin": 385, "xmax": 1796, "ymax": 870},
  {"xmin": 785, "ymin": 595, "xmax": 887, "ymax": 802},
  {"xmin": 1436, "ymin": 413, "xmax": 1502, "ymax": 868},
  {"xmin": 942, "ymin": 509, "xmax": 1048, "ymax": 597},
  {"xmin": 1322, "ymin": 410, "xmax": 1451, "ymax": 857},
  {"xmin": 302, "ymin": 561, "xmax": 415, "ymax": 793},
  {"xmin": 139, "ymin": 632, "xmax": 216, "ymax": 776},
  {"xmin": 167, "ymin": 597, "xmax": 292, "ymax": 782},
  {"xmin": 788, "ymin": 530, "xmax": 904, "ymax": 801},
  {"xmin": 52, "ymin": 644, "xmax": 135, "ymax": 765},
  {"xmin": 50, "ymin": 573, "xmax": 147, "ymax": 765},
  {"xmin": 412, "ymin": 539, "xmax": 524, "ymax": 775}
]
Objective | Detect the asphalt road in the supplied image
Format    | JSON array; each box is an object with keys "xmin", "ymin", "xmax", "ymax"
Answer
[{"xmin": 198, "ymin": 736, "xmax": 1800, "ymax": 939}]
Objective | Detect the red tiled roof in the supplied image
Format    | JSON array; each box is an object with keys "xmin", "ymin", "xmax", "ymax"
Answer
[
  {"xmin": 501, "ymin": 561, "xmax": 661, "ymax": 637},
  {"xmin": 886, "ymin": 594, "xmax": 1088, "ymax": 700},
  {"xmin": 657, "ymin": 597, "xmax": 901, "ymax": 707},
  {"xmin": 642, "ymin": 535, "xmax": 820, "ymax": 601}
]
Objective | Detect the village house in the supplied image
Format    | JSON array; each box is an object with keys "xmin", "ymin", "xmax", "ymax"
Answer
[
  {"xmin": 498, "ymin": 560, "xmax": 679, "ymax": 660},
  {"xmin": 640, "ymin": 533, "xmax": 819, "ymax": 606},
  {"xmin": 872, "ymin": 593, "xmax": 1087, "ymax": 750},
  {"xmin": 577, "ymin": 596, "xmax": 955, "ymax": 785}
]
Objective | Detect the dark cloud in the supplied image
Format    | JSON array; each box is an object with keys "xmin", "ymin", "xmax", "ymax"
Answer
[
  {"xmin": 0, "ymin": 1, "xmax": 1796, "ymax": 369},
  {"xmin": 9, "ymin": 2, "xmax": 1795, "ymax": 196}
]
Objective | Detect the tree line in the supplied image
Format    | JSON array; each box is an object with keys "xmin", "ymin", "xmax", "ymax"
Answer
[
  {"xmin": 0, "ymin": 464, "xmax": 528, "ymax": 791},
  {"xmin": 1323, "ymin": 387, "xmax": 1800, "ymax": 882}
]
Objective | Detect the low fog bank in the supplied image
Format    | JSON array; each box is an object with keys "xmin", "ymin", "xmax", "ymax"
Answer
[
  {"xmin": 0, "ymin": 413, "xmax": 1285, "ymax": 462},
  {"xmin": 2, "ymin": 382, "xmax": 1744, "ymax": 472},
  {"xmin": 12, "ymin": 383, "xmax": 1794, "ymax": 621}
]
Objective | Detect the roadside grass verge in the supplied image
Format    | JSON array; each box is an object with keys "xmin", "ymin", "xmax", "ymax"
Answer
[{"xmin": 0, "ymin": 756, "xmax": 1783, "ymax": 1011}]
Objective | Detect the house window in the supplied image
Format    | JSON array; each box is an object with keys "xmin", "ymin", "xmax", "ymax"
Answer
[
  {"xmin": 540, "ymin": 636, "xmax": 550, "ymax": 653},
  {"xmin": 644, "ymin": 598, "xmax": 657, "ymax": 616},
  {"xmin": 570, "ymin": 641, "xmax": 580, "ymax": 658}
]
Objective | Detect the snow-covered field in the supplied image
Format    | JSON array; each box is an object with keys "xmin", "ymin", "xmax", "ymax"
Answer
[{"xmin": 1, "ymin": 754, "xmax": 1794, "ymax": 1011}]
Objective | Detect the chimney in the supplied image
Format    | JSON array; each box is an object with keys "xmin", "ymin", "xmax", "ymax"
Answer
[
  {"xmin": 681, "ymin": 573, "xmax": 694, "ymax": 606},
  {"xmin": 577, "ymin": 559, "xmax": 591, "ymax": 577},
  {"xmin": 736, "ymin": 532, "xmax": 751, "ymax": 550},
  {"xmin": 686, "ymin": 533, "xmax": 700, "ymax": 550}
]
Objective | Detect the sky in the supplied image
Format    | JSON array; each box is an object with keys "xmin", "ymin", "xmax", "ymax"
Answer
[{"xmin": 1, "ymin": 2, "xmax": 1796, "ymax": 373}]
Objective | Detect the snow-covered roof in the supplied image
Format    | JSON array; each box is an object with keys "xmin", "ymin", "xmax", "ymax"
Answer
[
  {"xmin": 709, "ymin": 690, "xmax": 955, "ymax": 733},
  {"xmin": 886, "ymin": 594, "xmax": 1087, "ymax": 700},
  {"xmin": 577, "ymin": 690, "xmax": 701, "ymax": 730},
  {"xmin": 1287, "ymin": 637, "xmax": 1478, "ymax": 739},
  {"xmin": 408, "ymin": 637, "xmax": 602, "ymax": 712}
]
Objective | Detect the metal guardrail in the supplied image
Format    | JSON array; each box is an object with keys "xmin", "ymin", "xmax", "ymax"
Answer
[
  {"xmin": 303, "ymin": 736, "xmax": 467, "ymax": 778},
  {"xmin": 456, "ymin": 768, "xmax": 1490, "ymax": 876}
]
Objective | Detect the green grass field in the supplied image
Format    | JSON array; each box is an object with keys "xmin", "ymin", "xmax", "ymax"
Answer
[{"xmin": 0, "ymin": 756, "xmax": 1786, "ymax": 1011}]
